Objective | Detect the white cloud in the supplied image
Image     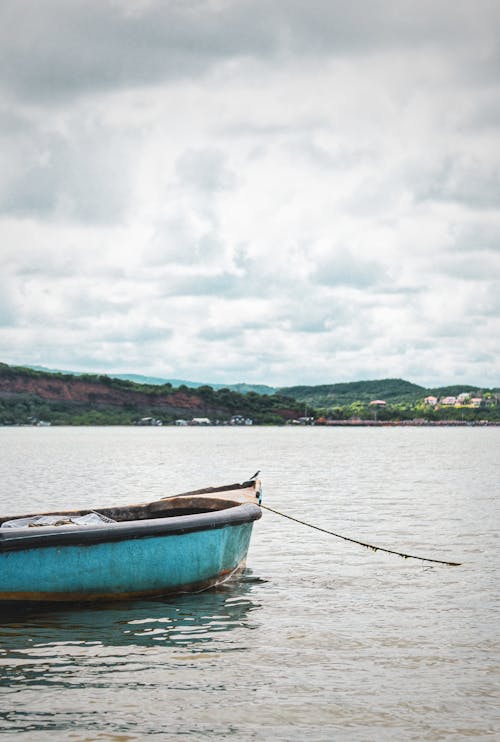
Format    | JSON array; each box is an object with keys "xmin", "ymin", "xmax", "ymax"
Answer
[{"xmin": 0, "ymin": 1, "xmax": 499, "ymax": 386}]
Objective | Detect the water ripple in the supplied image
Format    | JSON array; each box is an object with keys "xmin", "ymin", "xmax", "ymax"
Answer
[{"xmin": 0, "ymin": 426, "xmax": 498, "ymax": 740}]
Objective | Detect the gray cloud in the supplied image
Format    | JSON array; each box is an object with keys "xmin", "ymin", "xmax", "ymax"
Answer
[
  {"xmin": 449, "ymin": 223, "xmax": 500, "ymax": 254},
  {"xmin": 314, "ymin": 249, "xmax": 389, "ymax": 289},
  {"xmin": 1, "ymin": 1, "xmax": 499, "ymax": 104},
  {"xmin": 145, "ymin": 217, "xmax": 211, "ymax": 266},
  {"xmin": 416, "ymin": 157, "xmax": 500, "ymax": 210},
  {"xmin": 198, "ymin": 320, "xmax": 268, "ymax": 341},
  {"xmin": 98, "ymin": 324, "xmax": 173, "ymax": 343},
  {"xmin": 0, "ymin": 0, "xmax": 275, "ymax": 103},
  {"xmin": 160, "ymin": 272, "xmax": 241, "ymax": 298},
  {"xmin": 145, "ymin": 220, "xmax": 228, "ymax": 270},
  {"xmin": 0, "ymin": 284, "xmax": 16, "ymax": 327},
  {"xmin": 0, "ymin": 122, "xmax": 133, "ymax": 222},
  {"xmin": 436, "ymin": 253, "xmax": 500, "ymax": 281},
  {"xmin": 175, "ymin": 149, "xmax": 237, "ymax": 192}
]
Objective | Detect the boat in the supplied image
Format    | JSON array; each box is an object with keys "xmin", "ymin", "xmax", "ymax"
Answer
[{"xmin": 0, "ymin": 476, "xmax": 262, "ymax": 604}]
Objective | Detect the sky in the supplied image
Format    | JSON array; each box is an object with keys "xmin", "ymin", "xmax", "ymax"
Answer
[{"xmin": 0, "ymin": 0, "xmax": 499, "ymax": 388}]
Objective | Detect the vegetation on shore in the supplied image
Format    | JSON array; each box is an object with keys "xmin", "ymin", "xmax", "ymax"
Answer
[
  {"xmin": 0, "ymin": 363, "xmax": 498, "ymax": 425},
  {"xmin": 315, "ymin": 401, "xmax": 500, "ymax": 424},
  {"xmin": 285, "ymin": 378, "xmax": 500, "ymax": 424}
]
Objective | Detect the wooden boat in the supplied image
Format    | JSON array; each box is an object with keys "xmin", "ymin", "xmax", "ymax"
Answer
[{"xmin": 0, "ymin": 477, "xmax": 262, "ymax": 604}]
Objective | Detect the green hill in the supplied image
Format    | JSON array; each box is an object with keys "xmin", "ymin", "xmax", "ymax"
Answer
[{"xmin": 279, "ymin": 378, "xmax": 426, "ymax": 407}]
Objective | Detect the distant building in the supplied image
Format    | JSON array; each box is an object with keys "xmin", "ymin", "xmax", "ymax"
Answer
[
  {"xmin": 369, "ymin": 400, "xmax": 387, "ymax": 406},
  {"xmin": 138, "ymin": 417, "xmax": 162, "ymax": 426},
  {"xmin": 440, "ymin": 396, "xmax": 456, "ymax": 406},
  {"xmin": 424, "ymin": 396, "xmax": 438, "ymax": 406},
  {"xmin": 229, "ymin": 415, "xmax": 254, "ymax": 425},
  {"xmin": 288, "ymin": 416, "xmax": 314, "ymax": 425},
  {"xmin": 190, "ymin": 417, "xmax": 211, "ymax": 425}
]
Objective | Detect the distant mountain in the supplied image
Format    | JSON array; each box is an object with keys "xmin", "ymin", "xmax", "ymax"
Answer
[
  {"xmin": 112, "ymin": 373, "xmax": 202, "ymax": 388},
  {"xmin": 217, "ymin": 382, "xmax": 277, "ymax": 395},
  {"xmin": 26, "ymin": 366, "xmax": 277, "ymax": 396},
  {"xmin": 27, "ymin": 364, "xmax": 81, "ymax": 376},
  {"xmin": 19, "ymin": 366, "xmax": 499, "ymax": 407},
  {"xmin": 115, "ymin": 375, "xmax": 277, "ymax": 395}
]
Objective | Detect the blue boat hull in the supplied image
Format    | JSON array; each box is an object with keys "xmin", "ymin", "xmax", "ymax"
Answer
[{"xmin": 0, "ymin": 521, "xmax": 255, "ymax": 602}]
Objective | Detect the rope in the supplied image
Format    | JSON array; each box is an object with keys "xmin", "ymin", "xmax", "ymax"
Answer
[{"xmin": 261, "ymin": 504, "xmax": 461, "ymax": 566}]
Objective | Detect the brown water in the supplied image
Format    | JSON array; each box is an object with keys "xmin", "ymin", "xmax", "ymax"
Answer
[{"xmin": 0, "ymin": 426, "xmax": 498, "ymax": 740}]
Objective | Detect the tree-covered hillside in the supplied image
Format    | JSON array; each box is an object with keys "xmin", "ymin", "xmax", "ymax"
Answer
[
  {"xmin": 280, "ymin": 378, "xmax": 426, "ymax": 407},
  {"xmin": 0, "ymin": 363, "xmax": 301, "ymax": 425}
]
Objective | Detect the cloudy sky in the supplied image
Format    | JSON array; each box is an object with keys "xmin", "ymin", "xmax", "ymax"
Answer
[{"xmin": 1, "ymin": 0, "xmax": 499, "ymax": 387}]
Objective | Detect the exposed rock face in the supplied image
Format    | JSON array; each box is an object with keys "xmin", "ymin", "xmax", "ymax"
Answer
[
  {"xmin": 0, "ymin": 364, "xmax": 305, "ymax": 423},
  {"xmin": 0, "ymin": 373, "xmax": 221, "ymax": 416}
]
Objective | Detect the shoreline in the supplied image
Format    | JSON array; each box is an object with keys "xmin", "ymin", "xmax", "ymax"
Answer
[
  {"xmin": 1, "ymin": 420, "xmax": 499, "ymax": 428},
  {"xmin": 312, "ymin": 420, "xmax": 500, "ymax": 427}
]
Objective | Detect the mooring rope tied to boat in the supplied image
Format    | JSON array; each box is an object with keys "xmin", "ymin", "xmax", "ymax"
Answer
[{"xmin": 261, "ymin": 504, "xmax": 461, "ymax": 566}]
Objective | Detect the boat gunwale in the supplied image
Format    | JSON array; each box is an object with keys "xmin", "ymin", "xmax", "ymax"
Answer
[
  {"xmin": 0, "ymin": 480, "xmax": 261, "ymax": 524},
  {"xmin": 0, "ymin": 501, "xmax": 262, "ymax": 553}
]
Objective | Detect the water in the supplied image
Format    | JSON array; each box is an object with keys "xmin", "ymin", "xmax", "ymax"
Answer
[{"xmin": 0, "ymin": 426, "xmax": 498, "ymax": 741}]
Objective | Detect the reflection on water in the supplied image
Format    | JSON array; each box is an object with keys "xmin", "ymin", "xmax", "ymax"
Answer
[
  {"xmin": 0, "ymin": 571, "xmax": 262, "ymax": 661},
  {"xmin": 0, "ymin": 572, "xmax": 263, "ymax": 736}
]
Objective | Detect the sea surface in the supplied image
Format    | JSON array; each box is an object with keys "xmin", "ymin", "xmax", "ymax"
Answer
[{"xmin": 0, "ymin": 426, "xmax": 498, "ymax": 741}]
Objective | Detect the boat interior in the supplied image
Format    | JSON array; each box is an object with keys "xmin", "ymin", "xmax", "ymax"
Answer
[
  {"xmin": 102, "ymin": 495, "xmax": 243, "ymax": 522},
  {"xmin": 0, "ymin": 481, "xmax": 259, "ymax": 528},
  {"xmin": 0, "ymin": 497, "xmax": 244, "ymax": 528}
]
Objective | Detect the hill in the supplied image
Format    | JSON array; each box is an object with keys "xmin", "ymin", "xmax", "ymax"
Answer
[
  {"xmin": 115, "ymin": 376, "xmax": 276, "ymax": 395},
  {"xmin": 0, "ymin": 363, "xmax": 300, "ymax": 425},
  {"xmin": 279, "ymin": 378, "xmax": 426, "ymax": 407},
  {"xmin": 26, "ymin": 366, "xmax": 276, "ymax": 396}
]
